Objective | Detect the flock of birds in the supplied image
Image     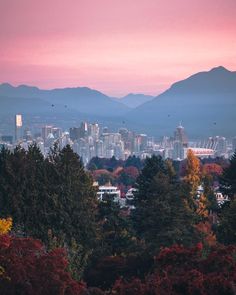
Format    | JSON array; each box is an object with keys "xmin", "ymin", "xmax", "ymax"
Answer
[{"xmin": 49, "ymin": 105, "xmax": 217, "ymax": 126}]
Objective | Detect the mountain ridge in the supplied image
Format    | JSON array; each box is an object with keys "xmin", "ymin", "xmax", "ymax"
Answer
[
  {"xmin": 1, "ymin": 66, "xmax": 235, "ymax": 137},
  {"xmin": 126, "ymin": 66, "xmax": 236, "ymax": 137},
  {"xmin": 0, "ymin": 83, "xmax": 130, "ymax": 117}
]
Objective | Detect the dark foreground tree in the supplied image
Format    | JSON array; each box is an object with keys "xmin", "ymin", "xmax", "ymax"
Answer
[
  {"xmin": 217, "ymin": 199, "xmax": 236, "ymax": 245},
  {"xmin": 132, "ymin": 155, "xmax": 199, "ymax": 253},
  {"xmin": 220, "ymin": 151, "xmax": 236, "ymax": 200},
  {"xmin": 216, "ymin": 152, "xmax": 236, "ymax": 245},
  {"xmin": 0, "ymin": 144, "xmax": 99, "ymax": 279},
  {"xmin": 96, "ymin": 199, "xmax": 137, "ymax": 256}
]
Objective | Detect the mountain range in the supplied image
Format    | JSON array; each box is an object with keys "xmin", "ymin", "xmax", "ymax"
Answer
[
  {"xmin": 0, "ymin": 84, "xmax": 129, "ymax": 117},
  {"xmin": 126, "ymin": 66, "xmax": 236, "ymax": 137},
  {"xmin": 0, "ymin": 66, "xmax": 235, "ymax": 137}
]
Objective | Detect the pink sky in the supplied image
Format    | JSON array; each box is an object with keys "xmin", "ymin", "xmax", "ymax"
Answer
[{"xmin": 0, "ymin": 0, "xmax": 236, "ymax": 96}]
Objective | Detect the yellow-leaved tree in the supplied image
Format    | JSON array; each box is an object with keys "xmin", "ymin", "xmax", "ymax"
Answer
[
  {"xmin": 184, "ymin": 149, "xmax": 201, "ymax": 198},
  {"xmin": 0, "ymin": 217, "xmax": 12, "ymax": 235},
  {"xmin": 184, "ymin": 150, "xmax": 216, "ymax": 246},
  {"xmin": 197, "ymin": 194, "xmax": 209, "ymax": 218},
  {"xmin": 0, "ymin": 216, "xmax": 12, "ymax": 278}
]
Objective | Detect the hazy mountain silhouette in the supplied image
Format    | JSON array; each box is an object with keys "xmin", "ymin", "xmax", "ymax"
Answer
[
  {"xmin": 126, "ymin": 66, "xmax": 236, "ymax": 137},
  {"xmin": 1, "ymin": 66, "xmax": 235, "ymax": 137},
  {"xmin": 0, "ymin": 84, "xmax": 130, "ymax": 116},
  {"xmin": 118, "ymin": 93, "xmax": 154, "ymax": 108}
]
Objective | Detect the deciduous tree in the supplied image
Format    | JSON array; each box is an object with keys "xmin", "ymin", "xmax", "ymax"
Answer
[
  {"xmin": 184, "ymin": 149, "xmax": 201, "ymax": 198},
  {"xmin": 0, "ymin": 235, "xmax": 86, "ymax": 295}
]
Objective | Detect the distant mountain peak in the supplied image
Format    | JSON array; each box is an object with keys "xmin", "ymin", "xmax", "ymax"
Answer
[
  {"xmin": 209, "ymin": 66, "xmax": 231, "ymax": 73},
  {"xmin": 17, "ymin": 84, "xmax": 39, "ymax": 91},
  {"xmin": 119, "ymin": 93, "xmax": 154, "ymax": 108},
  {"xmin": 128, "ymin": 65, "xmax": 236, "ymax": 137},
  {"xmin": 0, "ymin": 83, "xmax": 13, "ymax": 88}
]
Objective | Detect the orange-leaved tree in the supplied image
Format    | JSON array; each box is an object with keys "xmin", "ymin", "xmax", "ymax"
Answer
[
  {"xmin": 0, "ymin": 217, "xmax": 12, "ymax": 235},
  {"xmin": 184, "ymin": 149, "xmax": 201, "ymax": 199}
]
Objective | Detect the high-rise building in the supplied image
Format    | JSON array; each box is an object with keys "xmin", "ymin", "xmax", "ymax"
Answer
[
  {"xmin": 42, "ymin": 125, "xmax": 53, "ymax": 143},
  {"xmin": 139, "ymin": 134, "xmax": 148, "ymax": 151},
  {"xmin": 52, "ymin": 127, "xmax": 62, "ymax": 139},
  {"xmin": 119, "ymin": 128, "xmax": 129, "ymax": 142},
  {"xmin": 23, "ymin": 127, "xmax": 32, "ymax": 141},
  {"xmin": 89, "ymin": 123, "xmax": 99, "ymax": 140},
  {"xmin": 15, "ymin": 114, "xmax": 23, "ymax": 142},
  {"xmin": 174, "ymin": 123, "xmax": 188, "ymax": 147},
  {"xmin": 134, "ymin": 135, "xmax": 142, "ymax": 155},
  {"xmin": 69, "ymin": 127, "xmax": 80, "ymax": 141},
  {"xmin": 80, "ymin": 122, "xmax": 88, "ymax": 138},
  {"xmin": 95, "ymin": 140, "xmax": 104, "ymax": 158}
]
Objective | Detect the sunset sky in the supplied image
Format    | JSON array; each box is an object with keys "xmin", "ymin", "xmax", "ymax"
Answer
[{"xmin": 0, "ymin": 0, "xmax": 236, "ymax": 96}]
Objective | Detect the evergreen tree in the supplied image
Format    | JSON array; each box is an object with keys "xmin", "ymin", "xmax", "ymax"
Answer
[
  {"xmin": 132, "ymin": 155, "xmax": 199, "ymax": 253},
  {"xmin": 0, "ymin": 144, "xmax": 99, "ymax": 278},
  {"xmin": 0, "ymin": 146, "xmax": 27, "ymax": 224},
  {"xmin": 220, "ymin": 151, "xmax": 236, "ymax": 200},
  {"xmin": 47, "ymin": 145, "xmax": 99, "ymax": 248},
  {"xmin": 216, "ymin": 152, "xmax": 236, "ymax": 245},
  {"xmin": 202, "ymin": 174, "xmax": 218, "ymax": 213},
  {"xmin": 124, "ymin": 155, "xmax": 143, "ymax": 170},
  {"xmin": 216, "ymin": 199, "xmax": 236, "ymax": 245},
  {"xmin": 97, "ymin": 199, "xmax": 137, "ymax": 256}
]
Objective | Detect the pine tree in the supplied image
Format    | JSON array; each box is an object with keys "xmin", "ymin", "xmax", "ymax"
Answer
[
  {"xmin": 202, "ymin": 174, "xmax": 218, "ymax": 213},
  {"xmin": 216, "ymin": 152, "xmax": 236, "ymax": 245},
  {"xmin": 0, "ymin": 146, "xmax": 27, "ymax": 224},
  {"xmin": 220, "ymin": 151, "xmax": 236, "ymax": 200},
  {"xmin": 97, "ymin": 199, "xmax": 137, "ymax": 256},
  {"xmin": 216, "ymin": 199, "xmax": 236, "ymax": 245},
  {"xmin": 132, "ymin": 155, "xmax": 199, "ymax": 253},
  {"xmin": 0, "ymin": 144, "xmax": 100, "ymax": 278},
  {"xmin": 47, "ymin": 145, "xmax": 99, "ymax": 249}
]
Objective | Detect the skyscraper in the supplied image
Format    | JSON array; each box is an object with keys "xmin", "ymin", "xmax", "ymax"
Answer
[
  {"xmin": 174, "ymin": 123, "xmax": 188, "ymax": 147},
  {"xmin": 15, "ymin": 114, "xmax": 23, "ymax": 142},
  {"xmin": 41, "ymin": 125, "xmax": 53, "ymax": 143}
]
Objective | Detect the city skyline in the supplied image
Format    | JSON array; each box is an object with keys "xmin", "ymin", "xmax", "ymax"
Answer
[
  {"xmin": 1, "ymin": 0, "xmax": 236, "ymax": 96},
  {"xmin": 1, "ymin": 115, "xmax": 234, "ymax": 165}
]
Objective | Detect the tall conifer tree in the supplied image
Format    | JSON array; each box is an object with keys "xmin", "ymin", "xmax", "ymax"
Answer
[{"xmin": 132, "ymin": 155, "xmax": 199, "ymax": 253}]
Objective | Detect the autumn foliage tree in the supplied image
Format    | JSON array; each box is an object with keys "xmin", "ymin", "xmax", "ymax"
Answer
[
  {"xmin": 202, "ymin": 163, "xmax": 223, "ymax": 180},
  {"xmin": 184, "ymin": 149, "xmax": 201, "ymax": 199},
  {"xmin": 112, "ymin": 243, "xmax": 236, "ymax": 295},
  {"xmin": 0, "ymin": 217, "xmax": 12, "ymax": 235},
  {"xmin": 0, "ymin": 235, "xmax": 86, "ymax": 295},
  {"xmin": 1, "ymin": 144, "xmax": 236, "ymax": 294}
]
